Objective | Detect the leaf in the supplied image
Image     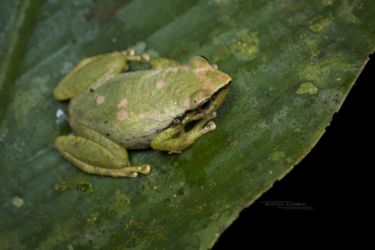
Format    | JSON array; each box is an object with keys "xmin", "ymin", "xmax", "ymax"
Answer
[{"xmin": 0, "ymin": 0, "xmax": 374, "ymax": 249}]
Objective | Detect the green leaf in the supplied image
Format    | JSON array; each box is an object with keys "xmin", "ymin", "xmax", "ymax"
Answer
[{"xmin": 1, "ymin": 0, "xmax": 374, "ymax": 249}]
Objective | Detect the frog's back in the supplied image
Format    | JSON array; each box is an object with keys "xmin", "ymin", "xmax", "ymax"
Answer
[{"xmin": 69, "ymin": 68, "xmax": 196, "ymax": 149}]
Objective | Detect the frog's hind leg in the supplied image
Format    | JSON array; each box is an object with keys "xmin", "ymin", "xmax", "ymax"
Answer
[
  {"xmin": 53, "ymin": 48, "xmax": 180, "ymax": 101},
  {"xmin": 55, "ymin": 123, "xmax": 150, "ymax": 177},
  {"xmin": 53, "ymin": 49, "xmax": 150, "ymax": 101},
  {"xmin": 55, "ymin": 135, "xmax": 150, "ymax": 177}
]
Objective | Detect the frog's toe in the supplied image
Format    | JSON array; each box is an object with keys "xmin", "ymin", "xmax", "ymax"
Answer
[
  {"xmin": 168, "ymin": 150, "xmax": 183, "ymax": 154},
  {"xmin": 106, "ymin": 165, "xmax": 151, "ymax": 177},
  {"xmin": 204, "ymin": 121, "xmax": 216, "ymax": 132},
  {"xmin": 137, "ymin": 165, "xmax": 151, "ymax": 174},
  {"xmin": 126, "ymin": 48, "xmax": 135, "ymax": 56},
  {"xmin": 141, "ymin": 53, "xmax": 150, "ymax": 62},
  {"xmin": 109, "ymin": 170, "xmax": 138, "ymax": 178},
  {"xmin": 130, "ymin": 172, "xmax": 138, "ymax": 177}
]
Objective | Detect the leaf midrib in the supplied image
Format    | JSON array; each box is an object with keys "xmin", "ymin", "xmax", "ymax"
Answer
[{"xmin": 0, "ymin": 0, "xmax": 45, "ymax": 125}]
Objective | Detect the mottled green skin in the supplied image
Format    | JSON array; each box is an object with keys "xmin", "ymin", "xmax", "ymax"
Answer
[
  {"xmin": 53, "ymin": 52, "xmax": 231, "ymax": 177},
  {"xmin": 69, "ymin": 57, "xmax": 231, "ymax": 149}
]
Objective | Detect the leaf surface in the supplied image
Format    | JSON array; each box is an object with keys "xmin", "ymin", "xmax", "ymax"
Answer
[{"xmin": 1, "ymin": 0, "xmax": 374, "ymax": 249}]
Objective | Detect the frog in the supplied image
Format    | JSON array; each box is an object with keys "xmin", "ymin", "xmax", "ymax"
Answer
[{"xmin": 53, "ymin": 48, "xmax": 231, "ymax": 178}]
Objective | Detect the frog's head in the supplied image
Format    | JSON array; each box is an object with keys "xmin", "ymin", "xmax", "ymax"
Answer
[{"xmin": 187, "ymin": 56, "xmax": 231, "ymax": 116}]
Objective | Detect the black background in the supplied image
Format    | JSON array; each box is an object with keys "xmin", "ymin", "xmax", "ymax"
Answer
[{"xmin": 213, "ymin": 53, "xmax": 373, "ymax": 248}]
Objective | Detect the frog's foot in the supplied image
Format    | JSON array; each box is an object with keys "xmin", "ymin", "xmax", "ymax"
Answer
[
  {"xmin": 55, "ymin": 135, "xmax": 150, "ymax": 178},
  {"xmin": 151, "ymin": 111, "xmax": 217, "ymax": 153},
  {"xmin": 123, "ymin": 48, "xmax": 150, "ymax": 63},
  {"xmin": 188, "ymin": 113, "xmax": 217, "ymax": 137},
  {"xmin": 164, "ymin": 121, "xmax": 215, "ymax": 155},
  {"xmin": 125, "ymin": 47, "xmax": 184, "ymax": 69},
  {"xmin": 201, "ymin": 120, "xmax": 216, "ymax": 134}
]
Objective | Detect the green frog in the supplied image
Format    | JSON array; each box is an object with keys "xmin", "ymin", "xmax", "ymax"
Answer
[{"xmin": 54, "ymin": 49, "xmax": 231, "ymax": 177}]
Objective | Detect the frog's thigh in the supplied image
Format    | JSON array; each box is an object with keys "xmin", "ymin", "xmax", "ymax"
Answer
[
  {"xmin": 54, "ymin": 55, "xmax": 106, "ymax": 100},
  {"xmin": 54, "ymin": 52, "xmax": 132, "ymax": 101},
  {"xmin": 69, "ymin": 56, "xmax": 99, "ymax": 74},
  {"xmin": 151, "ymin": 114, "xmax": 216, "ymax": 153},
  {"xmin": 55, "ymin": 135, "xmax": 150, "ymax": 177}
]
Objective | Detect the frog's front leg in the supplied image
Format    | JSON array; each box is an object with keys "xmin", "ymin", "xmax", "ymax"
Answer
[
  {"xmin": 151, "ymin": 112, "xmax": 217, "ymax": 153},
  {"xmin": 55, "ymin": 124, "xmax": 150, "ymax": 178}
]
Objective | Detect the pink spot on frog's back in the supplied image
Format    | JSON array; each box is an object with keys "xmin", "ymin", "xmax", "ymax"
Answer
[
  {"xmin": 117, "ymin": 110, "xmax": 129, "ymax": 121},
  {"xmin": 117, "ymin": 98, "xmax": 128, "ymax": 109},
  {"xmin": 156, "ymin": 79, "xmax": 166, "ymax": 89},
  {"xmin": 96, "ymin": 95, "xmax": 105, "ymax": 105}
]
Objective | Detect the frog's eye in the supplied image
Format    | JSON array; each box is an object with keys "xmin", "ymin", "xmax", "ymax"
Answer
[
  {"xmin": 198, "ymin": 100, "xmax": 211, "ymax": 113},
  {"xmin": 189, "ymin": 56, "xmax": 209, "ymax": 68},
  {"xmin": 199, "ymin": 55, "xmax": 209, "ymax": 62}
]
